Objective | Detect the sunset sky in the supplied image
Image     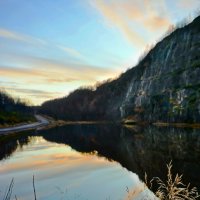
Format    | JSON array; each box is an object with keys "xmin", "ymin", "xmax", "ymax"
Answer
[{"xmin": 0, "ymin": 0, "xmax": 200, "ymax": 105}]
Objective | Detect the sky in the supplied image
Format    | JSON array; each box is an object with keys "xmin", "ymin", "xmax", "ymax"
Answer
[{"xmin": 0, "ymin": 0, "xmax": 200, "ymax": 105}]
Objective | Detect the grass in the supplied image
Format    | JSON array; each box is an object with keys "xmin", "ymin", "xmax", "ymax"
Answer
[{"xmin": 145, "ymin": 162, "xmax": 200, "ymax": 200}]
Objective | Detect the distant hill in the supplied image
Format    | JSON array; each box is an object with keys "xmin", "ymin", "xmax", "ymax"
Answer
[
  {"xmin": 0, "ymin": 91, "xmax": 34, "ymax": 125},
  {"xmin": 40, "ymin": 15, "xmax": 200, "ymax": 123}
]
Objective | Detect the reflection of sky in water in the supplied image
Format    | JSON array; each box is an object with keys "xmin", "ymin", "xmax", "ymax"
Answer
[{"xmin": 0, "ymin": 137, "xmax": 141, "ymax": 200}]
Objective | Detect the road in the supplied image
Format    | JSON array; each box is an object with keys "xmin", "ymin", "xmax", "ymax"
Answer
[{"xmin": 0, "ymin": 115, "xmax": 49, "ymax": 134}]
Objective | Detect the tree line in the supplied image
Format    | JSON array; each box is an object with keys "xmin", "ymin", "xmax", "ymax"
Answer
[{"xmin": 0, "ymin": 91, "xmax": 34, "ymax": 124}]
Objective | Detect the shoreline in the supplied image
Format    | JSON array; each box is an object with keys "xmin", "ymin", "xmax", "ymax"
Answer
[
  {"xmin": 1, "ymin": 115, "xmax": 200, "ymax": 135},
  {"xmin": 44, "ymin": 119, "xmax": 200, "ymax": 129},
  {"xmin": 38, "ymin": 119, "xmax": 115, "ymax": 131},
  {"xmin": 153, "ymin": 122, "xmax": 200, "ymax": 128}
]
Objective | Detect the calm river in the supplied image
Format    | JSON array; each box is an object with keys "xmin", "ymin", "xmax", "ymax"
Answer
[{"xmin": 0, "ymin": 124, "xmax": 200, "ymax": 199}]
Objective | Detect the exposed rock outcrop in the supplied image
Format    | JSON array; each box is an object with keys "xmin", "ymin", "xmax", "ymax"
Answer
[{"xmin": 40, "ymin": 16, "xmax": 200, "ymax": 123}]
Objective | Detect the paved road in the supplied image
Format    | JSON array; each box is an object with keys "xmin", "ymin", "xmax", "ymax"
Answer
[{"xmin": 0, "ymin": 115, "xmax": 49, "ymax": 134}]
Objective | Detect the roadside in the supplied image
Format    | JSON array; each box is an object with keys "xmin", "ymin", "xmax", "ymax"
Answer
[{"xmin": 0, "ymin": 115, "xmax": 49, "ymax": 134}]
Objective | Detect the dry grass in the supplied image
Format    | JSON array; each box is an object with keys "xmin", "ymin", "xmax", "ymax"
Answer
[
  {"xmin": 3, "ymin": 176, "xmax": 37, "ymax": 200},
  {"xmin": 3, "ymin": 178, "xmax": 14, "ymax": 200},
  {"xmin": 146, "ymin": 161, "xmax": 200, "ymax": 200}
]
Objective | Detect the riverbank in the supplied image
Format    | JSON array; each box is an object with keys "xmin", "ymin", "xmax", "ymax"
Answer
[
  {"xmin": 0, "ymin": 114, "xmax": 116, "ymax": 135},
  {"xmin": 38, "ymin": 116, "xmax": 114, "ymax": 130},
  {"xmin": 39, "ymin": 117, "xmax": 200, "ymax": 130},
  {"xmin": 2, "ymin": 114, "xmax": 200, "ymax": 136},
  {"xmin": 0, "ymin": 115, "xmax": 49, "ymax": 134},
  {"xmin": 153, "ymin": 122, "xmax": 200, "ymax": 128},
  {"xmin": 122, "ymin": 117, "xmax": 200, "ymax": 128}
]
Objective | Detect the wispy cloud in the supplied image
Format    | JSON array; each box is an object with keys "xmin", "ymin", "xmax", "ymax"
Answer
[
  {"xmin": 0, "ymin": 28, "xmax": 88, "ymax": 62},
  {"xmin": 0, "ymin": 53, "xmax": 119, "ymax": 82},
  {"xmin": 0, "ymin": 65, "xmax": 77, "ymax": 84},
  {"xmin": 0, "ymin": 81, "xmax": 65, "ymax": 104},
  {"xmin": 143, "ymin": 15, "xmax": 170, "ymax": 31},
  {"xmin": 90, "ymin": 0, "xmax": 146, "ymax": 47},
  {"xmin": 0, "ymin": 53, "xmax": 120, "ymax": 104},
  {"xmin": 176, "ymin": 0, "xmax": 200, "ymax": 9},
  {"xmin": 89, "ymin": 0, "xmax": 171, "ymax": 47},
  {"xmin": 58, "ymin": 45, "xmax": 86, "ymax": 61},
  {"xmin": 0, "ymin": 28, "xmax": 46, "ymax": 45},
  {"xmin": 1, "ymin": 86, "xmax": 61, "ymax": 99}
]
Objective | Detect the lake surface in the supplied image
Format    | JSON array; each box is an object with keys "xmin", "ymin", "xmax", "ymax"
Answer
[{"xmin": 0, "ymin": 124, "xmax": 200, "ymax": 199}]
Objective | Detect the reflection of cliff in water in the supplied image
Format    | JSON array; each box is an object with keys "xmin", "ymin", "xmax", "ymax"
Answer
[
  {"xmin": 0, "ymin": 132, "xmax": 34, "ymax": 160},
  {"xmin": 39, "ymin": 125, "xmax": 200, "ymax": 190},
  {"xmin": 0, "ymin": 125, "xmax": 200, "ymax": 190}
]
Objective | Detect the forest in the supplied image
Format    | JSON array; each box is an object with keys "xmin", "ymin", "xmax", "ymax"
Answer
[{"xmin": 0, "ymin": 91, "xmax": 35, "ymax": 125}]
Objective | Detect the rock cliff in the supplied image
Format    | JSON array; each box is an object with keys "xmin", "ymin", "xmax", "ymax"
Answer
[
  {"xmin": 120, "ymin": 15, "xmax": 200, "ymax": 122},
  {"xmin": 40, "ymin": 16, "xmax": 200, "ymax": 123}
]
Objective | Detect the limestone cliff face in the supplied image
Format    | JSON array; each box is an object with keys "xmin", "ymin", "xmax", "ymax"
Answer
[
  {"xmin": 120, "ymin": 16, "xmax": 200, "ymax": 122},
  {"xmin": 40, "ymin": 16, "xmax": 200, "ymax": 122}
]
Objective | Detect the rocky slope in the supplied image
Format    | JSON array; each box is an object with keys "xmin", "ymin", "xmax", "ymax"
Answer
[{"xmin": 40, "ymin": 16, "xmax": 200, "ymax": 123}]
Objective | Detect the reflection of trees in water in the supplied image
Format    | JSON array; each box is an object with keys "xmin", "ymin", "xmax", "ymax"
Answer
[
  {"xmin": 0, "ymin": 125, "xmax": 200, "ymax": 190},
  {"xmin": 0, "ymin": 131, "xmax": 36, "ymax": 160}
]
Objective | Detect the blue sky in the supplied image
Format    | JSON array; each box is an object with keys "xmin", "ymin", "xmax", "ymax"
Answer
[{"xmin": 0, "ymin": 0, "xmax": 200, "ymax": 105}]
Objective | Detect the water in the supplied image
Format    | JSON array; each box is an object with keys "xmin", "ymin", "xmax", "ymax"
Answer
[{"xmin": 0, "ymin": 124, "xmax": 200, "ymax": 199}]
